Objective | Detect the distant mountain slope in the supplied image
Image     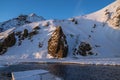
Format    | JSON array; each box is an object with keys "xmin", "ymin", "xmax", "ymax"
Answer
[
  {"xmin": 0, "ymin": 0, "xmax": 120, "ymax": 60},
  {"xmin": 0, "ymin": 13, "xmax": 45, "ymax": 32}
]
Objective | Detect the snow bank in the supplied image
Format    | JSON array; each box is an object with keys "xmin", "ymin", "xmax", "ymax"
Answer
[{"xmin": 12, "ymin": 70, "xmax": 62, "ymax": 80}]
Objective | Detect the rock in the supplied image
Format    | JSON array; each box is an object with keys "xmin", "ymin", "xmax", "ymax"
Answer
[
  {"xmin": 28, "ymin": 30, "xmax": 39, "ymax": 39},
  {"xmin": 109, "ymin": 6, "xmax": 120, "ymax": 27},
  {"xmin": 0, "ymin": 32, "xmax": 16, "ymax": 55},
  {"xmin": 0, "ymin": 43, "xmax": 3, "ymax": 54},
  {"xmin": 33, "ymin": 26, "xmax": 40, "ymax": 30},
  {"xmin": 17, "ymin": 15, "xmax": 27, "ymax": 21},
  {"xmin": 74, "ymin": 42, "xmax": 93, "ymax": 56},
  {"xmin": 79, "ymin": 42, "xmax": 92, "ymax": 52},
  {"xmin": 3, "ymin": 32, "xmax": 16, "ymax": 47},
  {"xmin": 23, "ymin": 29, "xmax": 28, "ymax": 38},
  {"xmin": 48, "ymin": 26, "xmax": 68, "ymax": 58}
]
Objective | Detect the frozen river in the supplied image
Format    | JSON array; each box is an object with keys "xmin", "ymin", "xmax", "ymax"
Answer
[{"xmin": 0, "ymin": 63, "xmax": 120, "ymax": 80}]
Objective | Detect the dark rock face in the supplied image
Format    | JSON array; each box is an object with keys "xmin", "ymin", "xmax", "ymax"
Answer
[
  {"xmin": 48, "ymin": 26, "xmax": 68, "ymax": 58},
  {"xmin": 17, "ymin": 15, "xmax": 27, "ymax": 21},
  {"xmin": 23, "ymin": 29, "xmax": 28, "ymax": 38},
  {"xmin": 73, "ymin": 42, "xmax": 93, "ymax": 56},
  {"xmin": 3, "ymin": 32, "xmax": 16, "ymax": 47},
  {"xmin": 0, "ymin": 32, "xmax": 16, "ymax": 55}
]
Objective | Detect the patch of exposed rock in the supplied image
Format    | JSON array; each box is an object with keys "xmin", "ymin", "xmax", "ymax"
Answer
[
  {"xmin": 109, "ymin": 6, "xmax": 120, "ymax": 28},
  {"xmin": 48, "ymin": 26, "xmax": 68, "ymax": 58},
  {"xmin": 0, "ymin": 32, "xmax": 16, "ymax": 55},
  {"xmin": 73, "ymin": 42, "xmax": 94, "ymax": 56}
]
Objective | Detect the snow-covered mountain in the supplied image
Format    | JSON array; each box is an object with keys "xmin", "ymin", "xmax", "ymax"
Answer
[
  {"xmin": 0, "ymin": 13, "xmax": 45, "ymax": 32},
  {"xmin": 0, "ymin": 0, "xmax": 120, "ymax": 61}
]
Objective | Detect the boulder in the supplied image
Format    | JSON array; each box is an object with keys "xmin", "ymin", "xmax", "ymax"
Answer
[
  {"xmin": 73, "ymin": 42, "xmax": 93, "ymax": 56},
  {"xmin": 48, "ymin": 26, "xmax": 68, "ymax": 58}
]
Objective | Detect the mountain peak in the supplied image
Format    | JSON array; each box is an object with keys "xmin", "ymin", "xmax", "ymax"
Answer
[
  {"xmin": 29, "ymin": 13, "xmax": 38, "ymax": 17},
  {"xmin": 27, "ymin": 13, "xmax": 45, "ymax": 22},
  {"xmin": 84, "ymin": 0, "xmax": 120, "ymax": 29}
]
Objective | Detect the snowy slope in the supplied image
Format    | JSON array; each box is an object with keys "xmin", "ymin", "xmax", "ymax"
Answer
[{"xmin": 0, "ymin": 0, "xmax": 120, "ymax": 65}]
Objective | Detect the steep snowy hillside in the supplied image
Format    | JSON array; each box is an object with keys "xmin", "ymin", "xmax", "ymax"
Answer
[
  {"xmin": 0, "ymin": 13, "xmax": 45, "ymax": 32},
  {"xmin": 0, "ymin": 0, "xmax": 120, "ymax": 62}
]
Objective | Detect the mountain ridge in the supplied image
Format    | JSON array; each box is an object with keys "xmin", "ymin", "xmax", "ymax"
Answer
[{"xmin": 0, "ymin": 13, "xmax": 45, "ymax": 32}]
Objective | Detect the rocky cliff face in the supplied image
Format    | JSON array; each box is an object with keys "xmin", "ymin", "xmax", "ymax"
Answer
[
  {"xmin": 0, "ymin": 32, "xmax": 16, "ymax": 55},
  {"xmin": 48, "ymin": 26, "xmax": 68, "ymax": 58},
  {"xmin": 109, "ymin": 6, "xmax": 120, "ymax": 28}
]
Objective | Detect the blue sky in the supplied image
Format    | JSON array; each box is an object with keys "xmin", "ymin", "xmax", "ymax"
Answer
[{"xmin": 0, "ymin": 0, "xmax": 115, "ymax": 22}]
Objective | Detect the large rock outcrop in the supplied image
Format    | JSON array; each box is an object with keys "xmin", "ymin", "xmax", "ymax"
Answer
[
  {"xmin": 48, "ymin": 26, "xmax": 68, "ymax": 58},
  {"xmin": 3, "ymin": 32, "xmax": 16, "ymax": 47},
  {"xmin": 109, "ymin": 6, "xmax": 120, "ymax": 28},
  {"xmin": 0, "ymin": 32, "xmax": 16, "ymax": 55}
]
